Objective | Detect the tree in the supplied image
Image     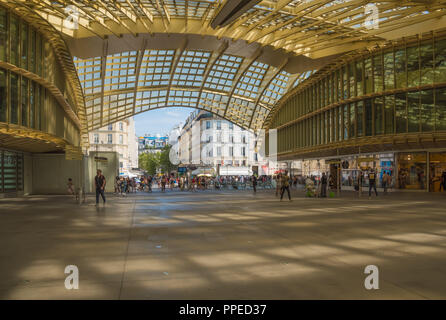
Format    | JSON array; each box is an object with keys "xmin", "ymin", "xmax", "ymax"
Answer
[
  {"xmin": 159, "ymin": 145, "xmax": 177, "ymax": 174},
  {"xmin": 139, "ymin": 152, "xmax": 160, "ymax": 176}
]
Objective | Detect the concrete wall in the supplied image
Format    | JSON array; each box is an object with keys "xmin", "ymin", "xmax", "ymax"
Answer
[
  {"xmin": 85, "ymin": 151, "xmax": 119, "ymax": 193},
  {"xmin": 29, "ymin": 152, "xmax": 119, "ymax": 195},
  {"xmin": 23, "ymin": 154, "xmax": 33, "ymax": 195},
  {"xmin": 32, "ymin": 154, "xmax": 82, "ymax": 194}
]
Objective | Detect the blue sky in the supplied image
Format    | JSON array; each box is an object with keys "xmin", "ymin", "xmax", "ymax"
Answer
[{"xmin": 134, "ymin": 107, "xmax": 196, "ymax": 137}]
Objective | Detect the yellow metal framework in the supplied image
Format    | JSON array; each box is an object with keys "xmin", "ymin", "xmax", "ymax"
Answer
[{"xmin": 2, "ymin": 0, "xmax": 446, "ymax": 147}]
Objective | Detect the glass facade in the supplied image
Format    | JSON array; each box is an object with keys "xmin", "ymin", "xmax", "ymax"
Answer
[
  {"xmin": 0, "ymin": 150, "xmax": 23, "ymax": 193},
  {"xmin": 271, "ymin": 36, "xmax": 446, "ymax": 155},
  {"xmin": 0, "ymin": 5, "xmax": 80, "ymax": 148}
]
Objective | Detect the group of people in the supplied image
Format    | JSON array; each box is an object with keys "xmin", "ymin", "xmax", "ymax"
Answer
[
  {"xmin": 68, "ymin": 166, "xmax": 433, "ymax": 206},
  {"xmin": 114, "ymin": 176, "xmax": 138, "ymax": 195}
]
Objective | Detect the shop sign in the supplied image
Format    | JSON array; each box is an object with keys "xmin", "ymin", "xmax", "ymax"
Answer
[
  {"xmin": 94, "ymin": 156, "xmax": 108, "ymax": 164},
  {"xmin": 357, "ymin": 157, "xmax": 376, "ymax": 163}
]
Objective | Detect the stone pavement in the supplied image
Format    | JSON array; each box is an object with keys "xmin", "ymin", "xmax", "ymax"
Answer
[{"xmin": 0, "ymin": 189, "xmax": 445, "ymax": 299}]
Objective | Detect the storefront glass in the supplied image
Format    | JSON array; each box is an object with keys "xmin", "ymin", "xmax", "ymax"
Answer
[
  {"xmin": 340, "ymin": 153, "xmax": 395, "ymax": 189},
  {"xmin": 397, "ymin": 152, "xmax": 427, "ymax": 190},
  {"xmin": 0, "ymin": 150, "xmax": 23, "ymax": 193},
  {"xmin": 429, "ymin": 152, "xmax": 446, "ymax": 192}
]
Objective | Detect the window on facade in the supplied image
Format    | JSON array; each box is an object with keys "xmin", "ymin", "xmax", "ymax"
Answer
[
  {"xmin": 10, "ymin": 73, "xmax": 18, "ymax": 124},
  {"xmin": 107, "ymin": 134, "xmax": 113, "ymax": 144},
  {"xmin": 29, "ymin": 82, "xmax": 35, "ymax": 128},
  {"xmin": 407, "ymin": 46, "xmax": 419, "ymax": 87},
  {"xmin": 0, "ymin": 8, "xmax": 6, "ymax": 62},
  {"xmin": 374, "ymin": 97, "xmax": 383, "ymax": 135},
  {"xmin": 0, "ymin": 68, "xmax": 6, "ymax": 122},
  {"xmin": 420, "ymin": 42, "xmax": 434, "ymax": 85},
  {"xmin": 108, "ymin": 124, "xmax": 113, "ymax": 130},
  {"xmin": 119, "ymin": 122, "xmax": 123, "ymax": 131},
  {"xmin": 21, "ymin": 77, "xmax": 28, "ymax": 127},
  {"xmin": 395, "ymin": 49, "xmax": 406, "ymax": 89},
  {"xmin": 216, "ymin": 120, "xmax": 221, "ymax": 130},
  {"xmin": 356, "ymin": 60, "xmax": 363, "ymax": 96},
  {"xmin": 373, "ymin": 53, "xmax": 383, "ymax": 93},
  {"xmin": 206, "ymin": 121, "xmax": 211, "ymax": 129},
  {"xmin": 119, "ymin": 134, "xmax": 123, "ymax": 144},
  {"xmin": 119, "ymin": 162, "xmax": 123, "ymax": 168},
  {"xmin": 242, "ymin": 147, "xmax": 246, "ymax": 156},
  {"xmin": 10, "ymin": 16, "xmax": 19, "ymax": 66},
  {"xmin": 94, "ymin": 134, "xmax": 99, "ymax": 143},
  {"xmin": 21, "ymin": 23, "xmax": 28, "ymax": 69},
  {"xmin": 436, "ymin": 87, "xmax": 446, "ymax": 131},
  {"xmin": 420, "ymin": 89, "xmax": 434, "ymax": 132},
  {"xmin": 407, "ymin": 91, "xmax": 420, "ymax": 132},
  {"xmin": 395, "ymin": 92, "xmax": 407, "ymax": 133},
  {"xmin": 434, "ymin": 38, "xmax": 446, "ymax": 83},
  {"xmin": 217, "ymin": 147, "xmax": 221, "ymax": 156},
  {"xmin": 30, "ymin": 28, "xmax": 36, "ymax": 73},
  {"xmin": 229, "ymin": 122, "xmax": 234, "ymax": 130},
  {"xmin": 229, "ymin": 146, "xmax": 233, "ymax": 156},
  {"xmin": 384, "ymin": 95, "xmax": 395, "ymax": 134},
  {"xmin": 384, "ymin": 52, "xmax": 395, "ymax": 90}
]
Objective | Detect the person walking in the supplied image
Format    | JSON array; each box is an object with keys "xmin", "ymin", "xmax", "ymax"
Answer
[
  {"xmin": 275, "ymin": 174, "xmax": 282, "ymax": 197},
  {"xmin": 440, "ymin": 171, "xmax": 446, "ymax": 192},
  {"xmin": 368, "ymin": 169, "xmax": 378, "ymax": 199},
  {"xmin": 382, "ymin": 172, "xmax": 390, "ymax": 194},
  {"xmin": 95, "ymin": 169, "xmax": 106, "ymax": 205},
  {"xmin": 320, "ymin": 172, "xmax": 328, "ymax": 198},
  {"xmin": 252, "ymin": 174, "xmax": 257, "ymax": 193},
  {"xmin": 280, "ymin": 171, "xmax": 291, "ymax": 201}
]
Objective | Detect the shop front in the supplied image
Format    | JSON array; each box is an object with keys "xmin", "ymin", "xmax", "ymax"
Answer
[
  {"xmin": 338, "ymin": 153, "xmax": 395, "ymax": 190},
  {"xmin": 0, "ymin": 149, "xmax": 24, "ymax": 195},
  {"xmin": 429, "ymin": 152, "xmax": 446, "ymax": 192}
]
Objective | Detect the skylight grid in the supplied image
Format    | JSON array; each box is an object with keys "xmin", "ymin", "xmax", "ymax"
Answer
[
  {"xmin": 234, "ymin": 61, "xmax": 269, "ymax": 99},
  {"xmin": 198, "ymin": 92, "xmax": 229, "ymax": 116},
  {"xmin": 74, "ymin": 56, "xmax": 102, "ymax": 94},
  {"xmin": 172, "ymin": 50, "xmax": 211, "ymax": 87},
  {"xmin": 139, "ymin": 49, "xmax": 175, "ymax": 87},
  {"xmin": 104, "ymin": 52, "xmax": 137, "ymax": 91},
  {"xmin": 167, "ymin": 90, "xmax": 200, "ymax": 107},
  {"xmin": 226, "ymin": 97, "xmax": 255, "ymax": 125},
  {"xmin": 135, "ymin": 90, "xmax": 168, "ymax": 112},
  {"xmin": 204, "ymin": 54, "xmax": 243, "ymax": 92},
  {"xmin": 260, "ymin": 70, "xmax": 290, "ymax": 106}
]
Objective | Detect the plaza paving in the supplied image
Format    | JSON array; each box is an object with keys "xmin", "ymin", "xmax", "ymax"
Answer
[{"xmin": 0, "ymin": 189, "xmax": 446, "ymax": 299}]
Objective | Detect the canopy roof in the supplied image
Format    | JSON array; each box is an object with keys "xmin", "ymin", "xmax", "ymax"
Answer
[{"xmin": 3, "ymin": 0, "xmax": 446, "ymax": 141}]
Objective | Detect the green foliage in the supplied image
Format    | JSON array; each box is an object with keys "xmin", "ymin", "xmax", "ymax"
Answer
[
  {"xmin": 138, "ymin": 152, "xmax": 160, "ymax": 176},
  {"xmin": 159, "ymin": 145, "xmax": 177, "ymax": 174}
]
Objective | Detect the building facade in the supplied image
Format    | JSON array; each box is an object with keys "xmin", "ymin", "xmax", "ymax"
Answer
[
  {"xmin": 266, "ymin": 33, "xmax": 446, "ymax": 191},
  {"xmin": 88, "ymin": 117, "xmax": 138, "ymax": 175},
  {"xmin": 178, "ymin": 111, "xmax": 268, "ymax": 175}
]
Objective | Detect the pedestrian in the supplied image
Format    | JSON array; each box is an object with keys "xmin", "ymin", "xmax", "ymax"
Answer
[
  {"xmin": 252, "ymin": 174, "xmax": 257, "ymax": 193},
  {"xmin": 95, "ymin": 169, "xmax": 106, "ymax": 205},
  {"xmin": 275, "ymin": 174, "xmax": 282, "ymax": 197},
  {"xmin": 440, "ymin": 171, "xmax": 446, "ymax": 192},
  {"xmin": 67, "ymin": 178, "xmax": 75, "ymax": 197},
  {"xmin": 321, "ymin": 172, "xmax": 328, "ymax": 198},
  {"xmin": 382, "ymin": 172, "xmax": 390, "ymax": 194},
  {"xmin": 280, "ymin": 171, "xmax": 291, "ymax": 201},
  {"xmin": 368, "ymin": 169, "xmax": 378, "ymax": 199}
]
